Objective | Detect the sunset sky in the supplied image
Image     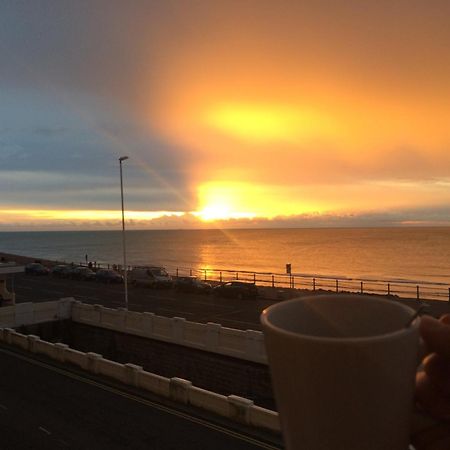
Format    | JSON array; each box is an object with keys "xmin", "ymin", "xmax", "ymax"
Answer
[{"xmin": 1, "ymin": 1, "xmax": 449, "ymax": 230}]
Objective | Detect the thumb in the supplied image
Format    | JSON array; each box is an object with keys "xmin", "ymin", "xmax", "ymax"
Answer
[{"xmin": 420, "ymin": 315, "xmax": 450, "ymax": 359}]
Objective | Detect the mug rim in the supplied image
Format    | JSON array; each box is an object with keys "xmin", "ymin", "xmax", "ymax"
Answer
[{"xmin": 261, "ymin": 294, "xmax": 420, "ymax": 343}]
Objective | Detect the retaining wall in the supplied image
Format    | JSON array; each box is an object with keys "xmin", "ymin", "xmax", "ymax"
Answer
[
  {"xmin": 0, "ymin": 327, "xmax": 279, "ymax": 434},
  {"xmin": 71, "ymin": 301, "xmax": 268, "ymax": 364},
  {"xmin": 66, "ymin": 320, "xmax": 274, "ymax": 408},
  {"xmin": 0, "ymin": 298, "xmax": 72, "ymax": 328},
  {"xmin": 0, "ymin": 299, "xmax": 267, "ymax": 366}
]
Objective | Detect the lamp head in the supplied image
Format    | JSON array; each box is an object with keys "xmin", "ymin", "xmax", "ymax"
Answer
[{"xmin": 119, "ymin": 156, "xmax": 129, "ymax": 162}]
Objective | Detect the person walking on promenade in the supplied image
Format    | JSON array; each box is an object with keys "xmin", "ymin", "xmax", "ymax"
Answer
[{"xmin": 413, "ymin": 314, "xmax": 450, "ymax": 449}]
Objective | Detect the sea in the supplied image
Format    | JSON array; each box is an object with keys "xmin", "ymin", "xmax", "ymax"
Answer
[{"xmin": 0, "ymin": 227, "xmax": 449, "ymax": 285}]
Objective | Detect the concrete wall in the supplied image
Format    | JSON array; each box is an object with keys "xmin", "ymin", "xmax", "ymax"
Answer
[
  {"xmin": 67, "ymin": 321, "xmax": 274, "ymax": 409},
  {"xmin": 0, "ymin": 327, "xmax": 280, "ymax": 434},
  {"xmin": 71, "ymin": 301, "xmax": 268, "ymax": 364},
  {"xmin": 0, "ymin": 298, "xmax": 73, "ymax": 328},
  {"xmin": 1, "ymin": 299, "xmax": 267, "ymax": 365},
  {"xmin": 1, "ymin": 299, "xmax": 278, "ymax": 430}
]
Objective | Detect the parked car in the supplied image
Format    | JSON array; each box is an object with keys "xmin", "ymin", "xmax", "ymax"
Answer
[
  {"xmin": 70, "ymin": 266, "xmax": 96, "ymax": 281},
  {"xmin": 128, "ymin": 266, "xmax": 172, "ymax": 288},
  {"xmin": 95, "ymin": 269, "xmax": 123, "ymax": 284},
  {"xmin": 213, "ymin": 281, "xmax": 258, "ymax": 299},
  {"xmin": 51, "ymin": 264, "xmax": 71, "ymax": 278},
  {"xmin": 174, "ymin": 276, "xmax": 212, "ymax": 294},
  {"xmin": 25, "ymin": 262, "xmax": 50, "ymax": 275}
]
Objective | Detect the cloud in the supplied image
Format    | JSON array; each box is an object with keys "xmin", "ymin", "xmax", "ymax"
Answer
[
  {"xmin": 0, "ymin": 205, "xmax": 448, "ymax": 232},
  {"xmin": 0, "ymin": 2, "xmax": 449, "ymax": 227},
  {"xmin": 32, "ymin": 127, "xmax": 68, "ymax": 137}
]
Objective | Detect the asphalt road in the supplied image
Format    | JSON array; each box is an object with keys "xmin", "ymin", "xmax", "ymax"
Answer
[
  {"xmin": 0, "ymin": 346, "xmax": 281, "ymax": 449},
  {"xmin": 12, "ymin": 273, "xmax": 276, "ymax": 331},
  {"xmin": 10, "ymin": 272, "xmax": 450, "ymax": 331}
]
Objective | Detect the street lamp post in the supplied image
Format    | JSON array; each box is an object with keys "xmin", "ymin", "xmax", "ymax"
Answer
[{"xmin": 119, "ymin": 156, "xmax": 129, "ymax": 310}]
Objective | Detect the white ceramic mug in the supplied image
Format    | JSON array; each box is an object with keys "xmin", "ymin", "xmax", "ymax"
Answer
[{"xmin": 261, "ymin": 294, "xmax": 420, "ymax": 450}]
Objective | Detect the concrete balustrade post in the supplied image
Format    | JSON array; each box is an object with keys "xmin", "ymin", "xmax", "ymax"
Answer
[
  {"xmin": 173, "ymin": 317, "xmax": 186, "ymax": 343},
  {"xmin": 27, "ymin": 335, "xmax": 40, "ymax": 352},
  {"xmin": 93, "ymin": 304, "xmax": 103, "ymax": 324},
  {"xmin": 58, "ymin": 298, "xmax": 76, "ymax": 319},
  {"xmin": 228, "ymin": 395, "xmax": 254, "ymax": 423},
  {"xmin": 206, "ymin": 322, "xmax": 221, "ymax": 352},
  {"xmin": 86, "ymin": 352, "xmax": 102, "ymax": 374},
  {"xmin": 170, "ymin": 377, "xmax": 192, "ymax": 404},
  {"xmin": 3, "ymin": 328, "xmax": 14, "ymax": 344},
  {"xmin": 124, "ymin": 363, "xmax": 143, "ymax": 387},
  {"xmin": 54, "ymin": 343, "xmax": 69, "ymax": 362},
  {"xmin": 142, "ymin": 312, "xmax": 155, "ymax": 337},
  {"xmin": 117, "ymin": 308, "xmax": 128, "ymax": 331},
  {"xmin": 245, "ymin": 330, "xmax": 264, "ymax": 360},
  {"xmin": 71, "ymin": 300, "xmax": 83, "ymax": 321}
]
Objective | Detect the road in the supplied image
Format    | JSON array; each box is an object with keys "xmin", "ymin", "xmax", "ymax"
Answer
[
  {"xmin": 12, "ymin": 273, "xmax": 277, "ymax": 331},
  {"xmin": 10, "ymin": 273, "xmax": 450, "ymax": 330},
  {"xmin": 0, "ymin": 345, "xmax": 281, "ymax": 449}
]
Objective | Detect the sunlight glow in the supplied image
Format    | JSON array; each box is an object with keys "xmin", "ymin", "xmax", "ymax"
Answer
[
  {"xmin": 204, "ymin": 103, "xmax": 336, "ymax": 143},
  {"xmin": 194, "ymin": 181, "xmax": 325, "ymax": 221},
  {"xmin": 194, "ymin": 182, "xmax": 257, "ymax": 221}
]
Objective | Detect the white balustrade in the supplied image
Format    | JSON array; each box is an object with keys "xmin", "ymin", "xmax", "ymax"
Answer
[{"xmin": 0, "ymin": 326, "xmax": 280, "ymax": 433}]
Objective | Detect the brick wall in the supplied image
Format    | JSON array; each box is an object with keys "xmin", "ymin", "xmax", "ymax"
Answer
[
  {"xmin": 68, "ymin": 321, "xmax": 275, "ymax": 409},
  {"xmin": 17, "ymin": 320, "xmax": 275, "ymax": 409}
]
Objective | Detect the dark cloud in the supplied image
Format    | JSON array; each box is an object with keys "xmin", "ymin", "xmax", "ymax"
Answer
[{"xmin": 32, "ymin": 127, "xmax": 68, "ymax": 137}]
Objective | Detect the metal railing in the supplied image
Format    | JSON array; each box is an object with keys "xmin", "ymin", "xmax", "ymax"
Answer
[
  {"xmin": 71, "ymin": 260, "xmax": 449, "ymax": 302},
  {"xmin": 169, "ymin": 265, "xmax": 450, "ymax": 302}
]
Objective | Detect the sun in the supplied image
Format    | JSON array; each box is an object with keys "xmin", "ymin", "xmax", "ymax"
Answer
[
  {"xmin": 196, "ymin": 204, "xmax": 256, "ymax": 221},
  {"xmin": 193, "ymin": 181, "xmax": 329, "ymax": 221},
  {"xmin": 194, "ymin": 182, "xmax": 257, "ymax": 221}
]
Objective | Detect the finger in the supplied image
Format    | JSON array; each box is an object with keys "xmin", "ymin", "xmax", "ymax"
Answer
[
  {"xmin": 440, "ymin": 314, "xmax": 450, "ymax": 326},
  {"xmin": 416, "ymin": 371, "xmax": 450, "ymax": 420},
  {"xmin": 420, "ymin": 316, "xmax": 450, "ymax": 359},
  {"xmin": 423, "ymin": 353, "xmax": 450, "ymax": 395}
]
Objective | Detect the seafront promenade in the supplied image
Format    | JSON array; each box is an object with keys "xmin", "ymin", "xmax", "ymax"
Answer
[{"xmin": 1, "ymin": 251, "xmax": 449, "ymax": 322}]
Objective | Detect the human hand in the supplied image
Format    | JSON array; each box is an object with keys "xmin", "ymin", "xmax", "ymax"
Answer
[{"xmin": 412, "ymin": 314, "xmax": 450, "ymax": 450}]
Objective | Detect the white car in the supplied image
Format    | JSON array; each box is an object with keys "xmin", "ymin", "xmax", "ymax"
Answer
[{"xmin": 128, "ymin": 266, "xmax": 172, "ymax": 288}]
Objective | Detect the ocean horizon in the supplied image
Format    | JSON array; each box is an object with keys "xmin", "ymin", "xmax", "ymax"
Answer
[{"xmin": 1, "ymin": 226, "xmax": 449, "ymax": 285}]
